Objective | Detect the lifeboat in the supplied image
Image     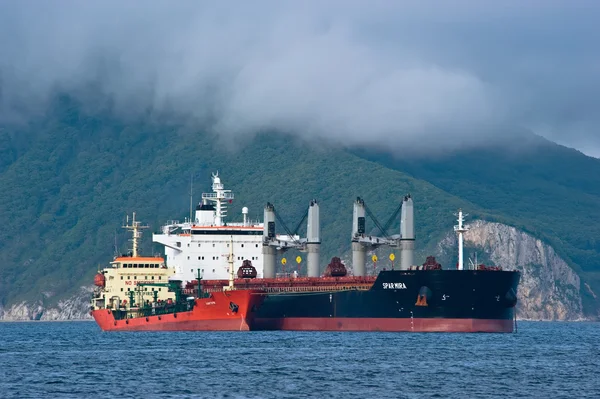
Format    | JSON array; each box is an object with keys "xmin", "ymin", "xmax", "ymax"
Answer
[{"xmin": 94, "ymin": 273, "xmax": 106, "ymax": 287}]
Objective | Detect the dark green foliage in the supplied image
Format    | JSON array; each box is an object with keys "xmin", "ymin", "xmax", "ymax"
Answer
[
  {"xmin": 1, "ymin": 99, "xmax": 599, "ymax": 317},
  {"xmin": 0, "ymin": 101, "xmax": 473, "ymax": 307}
]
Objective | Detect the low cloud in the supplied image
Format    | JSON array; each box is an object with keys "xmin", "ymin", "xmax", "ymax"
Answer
[{"xmin": 1, "ymin": 1, "xmax": 599, "ymax": 155}]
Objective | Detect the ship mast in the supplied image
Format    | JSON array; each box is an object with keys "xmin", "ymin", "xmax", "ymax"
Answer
[
  {"xmin": 122, "ymin": 212, "xmax": 148, "ymax": 258},
  {"xmin": 453, "ymin": 209, "xmax": 469, "ymax": 270},
  {"xmin": 202, "ymin": 172, "xmax": 234, "ymax": 227},
  {"xmin": 224, "ymin": 235, "xmax": 235, "ymax": 291}
]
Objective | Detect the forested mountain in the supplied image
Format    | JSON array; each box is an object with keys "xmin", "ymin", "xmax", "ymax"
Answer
[{"xmin": 1, "ymin": 96, "xmax": 599, "ymax": 317}]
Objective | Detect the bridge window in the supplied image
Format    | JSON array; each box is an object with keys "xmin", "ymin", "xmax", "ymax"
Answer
[
  {"xmin": 159, "ymin": 276, "xmax": 162, "ymax": 280},
  {"xmin": 121, "ymin": 276, "xmax": 123, "ymax": 280},
  {"xmin": 212, "ymin": 244, "xmax": 215, "ymax": 247},
  {"xmin": 127, "ymin": 288, "xmax": 131, "ymax": 291},
  {"xmin": 241, "ymin": 244, "xmax": 244, "ymax": 248},
  {"xmin": 121, "ymin": 288, "xmax": 123, "ymax": 292},
  {"xmin": 198, "ymin": 244, "xmax": 201, "ymax": 247},
  {"xmin": 134, "ymin": 276, "xmax": 137, "ymax": 280},
  {"xmin": 152, "ymin": 276, "xmax": 154, "ymax": 280},
  {"xmin": 159, "ymin": 288, "xmax": 162, "ymax": 291},
  {"xmin": 212, "ymin": 269, "xmax": 215, "ymax": 273},
  {"xmin": 256, "ymin": 244, "xmax": 258, "ymax": 248},
  {"xmin": 127, "ymin": 276, "xmax": 130, "ymax": 280},
  {"xmin": 187, "ymin": 256, "xmax": 190, "ymax": 260},
  {"xmin": 145, "ymin": 264, "xmax": 149, "ymax": 268}
]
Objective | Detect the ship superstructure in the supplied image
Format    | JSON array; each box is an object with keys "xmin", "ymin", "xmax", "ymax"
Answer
[
  {"xmin": 152, "ymin": 172, "xmax": 314, "ymax": 283},
  {"xmin": 91, "ymin": 213, "xmax": 177, "ymax": 312},
  {"xmin": 152, "ymin": 173, "xmax": 264, "ymax": 282}
]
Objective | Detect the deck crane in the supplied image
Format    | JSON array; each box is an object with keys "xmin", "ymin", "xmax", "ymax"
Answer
[
  {"xmin": 351, "ymin": 194, "xmax": 414, "ymax": 276},
  {"xmin": 262, "ymin": 200, "xmax": 320, "ymax": 278}
]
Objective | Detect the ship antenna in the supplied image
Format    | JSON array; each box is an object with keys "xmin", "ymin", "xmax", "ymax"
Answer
[
  {"xmin": 189, "ymin": 173, "xmax": 194, "ymax": 224},
  {"xmin": 113, "ymin": 229, "xmax": 118, "ymax": 257},
  {"xmin": 225, "ymin": 235, "xmax": 235, "ymax": 291},
  {"xmin": 122, "ymin": 212, "xmax": 149, "ymax": 258},
  {"xmin": 453, "ymin": 209, "xmax": 470, "ymax": 270}
]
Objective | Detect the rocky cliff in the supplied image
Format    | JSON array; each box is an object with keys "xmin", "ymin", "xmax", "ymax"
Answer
[
  {"xmin": 438, "ymin": 220, "xmax": 584, "ymax": 320},
  {"xmin": 0, "ymin": 286, "xmax": 93, "ymax": 321}
]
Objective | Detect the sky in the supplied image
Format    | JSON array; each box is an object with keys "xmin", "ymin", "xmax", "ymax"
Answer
[{"xmin": 0, "ymin": 1, "xmax": 599, "ymax": 156}]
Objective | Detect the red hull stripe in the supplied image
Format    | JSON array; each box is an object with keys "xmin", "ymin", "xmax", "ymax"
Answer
[
  {"xmin": 253, "ymin": 317, "xmax": 514, "ymax": 333},
  {"xmin": 92, "ymin": 289, "xmax": 262, "ymax": 332},
  {"xmin": 94, "ymin": 312, "xmax": 251, "ymax": 331}
]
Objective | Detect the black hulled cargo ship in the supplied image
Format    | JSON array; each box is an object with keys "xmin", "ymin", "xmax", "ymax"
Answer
[
  {"xmin": 196, "ymin": 256, "xmax": 520, "ymax": 333},
  {"xmin": 251, "ymin": 267, "xmax": 520, "ymax": 332},
  {"xmin": 143, "ymin": 173, "xmax": 521, "ymax": 333}
]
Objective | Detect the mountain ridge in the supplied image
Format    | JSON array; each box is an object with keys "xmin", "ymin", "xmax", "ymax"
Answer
[{"xmin": 1, "ymin": 98, "xmax": 599, "ymax": 318}]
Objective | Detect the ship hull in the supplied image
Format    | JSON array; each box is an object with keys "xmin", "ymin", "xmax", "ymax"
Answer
[
  {"xmin": 252, "ymin": 270, "xmax": 520, "ymax": 333},
  {"xmin": 92, "ymin": 290, "xmax": 262, "ymax": 332}
]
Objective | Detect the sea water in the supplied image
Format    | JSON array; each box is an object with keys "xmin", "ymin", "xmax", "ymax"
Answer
[{"xmin": 0, "ymin": 321, "xmax": 598, "ymax": 398}]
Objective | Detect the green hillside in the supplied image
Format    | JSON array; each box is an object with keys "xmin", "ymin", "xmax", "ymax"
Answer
[
  {"xmin": 0, "ymin": 97, "xmax": 480, "ymax": 308},
  {"xmin": 1, "ymin": 97, "xmax": 599, "ymax": 318}
]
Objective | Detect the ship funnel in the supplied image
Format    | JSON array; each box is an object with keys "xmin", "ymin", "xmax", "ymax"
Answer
[
  {"xmin": 262, "ymin": 203, "xmax": 277, "ymax": 278},
  {"xmin": 400, "ymin": 195, "xmax": 414, "ymax": 270},
  {"xmin": 352, "ymin": 197, "xmax": 367, "ymax": 276},
  {"xmin": 306, "ymin": 200, "xmax": 320, "ymax": 277}
]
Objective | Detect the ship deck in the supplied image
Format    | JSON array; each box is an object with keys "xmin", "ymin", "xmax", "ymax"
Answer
[{"xmin": 184, "ymin": 276, "xmax": 377, "ymax": 294}]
